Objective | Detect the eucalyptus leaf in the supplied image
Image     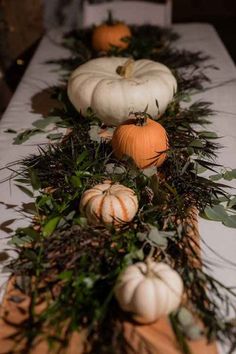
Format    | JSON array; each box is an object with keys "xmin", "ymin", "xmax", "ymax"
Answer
[
  {"xmin": 223, "ymin": 171, "xmax": 234, "ymax": 181},
  {"xmin": 9, "ymin": 235, "xmax": 33, "ymax": 246},
  {"xmin": 189, "ymin": 140, "xmax": 204, "ymax": 148},
  {"xmin": 185, "ymin": 325, "xmax": 202, "ymax": 340},
  {"xmin": 46, "ymin": 133, "xmax": 63, "ymax": 140},
  {"xmin": 136, "ymin": 231, "xmax": 146, "ymax": 242},
  {"xmin": 209, "ymin": 173, "xmax": 222, "ymax": 181},
  {"xmin": 142, "ymin": 166, "xmax": 157, "ymax": 177},
  {"xmin": 195, "ymin": 163, "xmax": 207, "ymax": 174},
  {"xmin": 223, "ymin": 215, "xmax": 236, "ymax": 228},
  {"xmin": 134, "ymin": 248, "xmax": 145, "ymax": 260},
  {"xmin": 178, "ymin": 307, "xmax": 194, "ymax": 327},
  {"xmin": 89, "ymin": 125, "xmax": 101, "ymax": 142},
  {"xmin": 76, "ymin": 217, "xmax": 88, "ymax": 227},
  {"xmin": 204, "ymin": 204, "xmax": 228, "ymax": 222},
  {"xmin": 223, "ymin": 169, "xmax": 236, "ymax": 181},
  {"xmin": 228, "ymin": 196, "xmax": 236, "ymax": 209},
  {"xmin": 105, "ymin": 163, "xmax": 126, "ymax": 175},
  {"xmin": 148, "ymin": 225, "xmax": 168, "ymax": 248},
  {"xmin": 230, "ymin": 169, "xmax": 236, "ymax": 178}
]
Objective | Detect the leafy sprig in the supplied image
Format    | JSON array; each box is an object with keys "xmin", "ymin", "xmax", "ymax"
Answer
[{"xmin": 3, "ymin": 25, "xmax": 236, "ymax": 354}]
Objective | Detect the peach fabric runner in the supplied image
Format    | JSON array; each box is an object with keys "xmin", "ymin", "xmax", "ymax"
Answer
[
  {"xmin": 0, "ymin": 278, "xmax": 218, "ymax": 353},
  {"xmin": 0, "ymin": 210, "xmax": 218, "ymax": 354}
]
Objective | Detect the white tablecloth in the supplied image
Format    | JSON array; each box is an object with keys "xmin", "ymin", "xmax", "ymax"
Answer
[{"xmin": 0, "ymin": 23, "xmax": 236, "ymax": 354}]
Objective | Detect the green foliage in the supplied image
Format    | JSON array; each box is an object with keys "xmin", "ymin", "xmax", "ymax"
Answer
[{"xmin": 5, "ymin": 25, "xmax": 236, "ymax": 354}]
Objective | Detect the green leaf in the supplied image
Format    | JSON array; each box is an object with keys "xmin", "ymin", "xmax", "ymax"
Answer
[
  {"xmin": 105, "ymin": 163, "xmax": 126, "ymax": 175},
  {"xmin": 71, "ymin": 175, "xmax": 82, "ymax": 188},
  {"xmin": 209, "ymin": 173, "xmax": 222, "ymax": 181},
  {"xmin": 13, "ymin": 129, "xmax": 42, "ymax": 144},
  {"xmin": 185, "ymin": 325, "xmax": 202, "ymax": 340},
  {"xmin": 23, "ymin": 249, "xmax": 37, "ymax": 262},
  {"xmin": 230, "ymin": 169, "xmax": 236, "ymax": 178},
  {"xmin": 223, "ymin": 171, "xmax": 234, "ymax": 181},
  {"xmin": 204, "ymin": 204, "xmax": 228, "ymax": 221},
  {"xmin": 9, "ymin": 227, "xmax": 38, "ymax": 246},
  {"xmin": 15, "ymin": 184, "xmax": 34, "ymax": 198},
  {"xmin": 223, "ymin": 215, "xmax": 236, "ymax": 228},
  {"xmin": 189, "ymin": 140, "xmax": 204, "ymax": 148},
  {"xmin": 143, "ymin": 166, "xmax": 157, "ymax": 177},
  {"xmin": 9, "ymin": 235, "xmax": 32, "ymax": 246},
  {"xmin": 147, "ymin": 225, "xmax": 168, "ymax": 248},
  {"xmin": 198, "ymin": 131, "xmax": 218, "ymax": 139},
  {"xmin": 136, "ymin": 231, "xmax": 146, "ymax": 242},
  {"xmin": 228, "ymin": 196, "xmax": 236, "ymax": 208},
  {"xmin": 195, "ymin": 163, "xmax": 207, "ymax": 174},
  {"xmin": 76, "ymin": 151, "xmax": 88, "ymax": 166},
  {"xmin": 58, "ymin": 270, "xmax": 73, "ymax": 281},
  {"xmin": 89, "ymin": 125, "xmax": 101, "ymax": 142},
  {"xmin": 14, "ymin": 178, "xmax": 30, "ymax": 184},
  {"xmin": 18, "ymin": 227, "xmax": 39, "ymax": 239},
  {"xmin": 42, "ymin": 216, "xmax": 60, "ymax": 237},
  {"xmin": 178, "ymin": 307, "xmax": 194, "ymax": 327},
  {"xmin": 76, "ymin": 217, "xmax": 88, "ymax": 227},
  {"xmin": 46, "ymin": 133, "xmax": 63, "ymax": 140},
  {"xmin": 32, "ymin": 116, "xmax": 62, "ymax": 129},
  {"xmin": 29, "ymin": 169, "xmax": 41, "ymax": 190},
  {"xmin": 223, "ymin": 169, "xmax": 236, "ymax": 181}
]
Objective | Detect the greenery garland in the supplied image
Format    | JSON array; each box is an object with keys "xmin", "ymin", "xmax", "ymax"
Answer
[{"xmin": 3, "ymin": 25, "xmax": 236, "ymax": 353}]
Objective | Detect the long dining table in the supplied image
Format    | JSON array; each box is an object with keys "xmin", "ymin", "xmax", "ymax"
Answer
[{"xmin": 0, "ymin": 23, "xmax": 236, "ymax": 354}]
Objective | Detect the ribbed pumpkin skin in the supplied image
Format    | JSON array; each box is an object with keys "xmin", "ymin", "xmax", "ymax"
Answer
[
  {"xmin": 112, "ymin": 118, "xmax": 168, "ymax": 169},
  {"xmin": 115, "ymin": 261, "xmax": 183, "ymax": 324},
  {"xmin": 80, "ymin": 182, "xmax": 138, "ymax": 225},
  {"xmin": 92, "ymin": 23, "xmax": 131, "ymax": 52},
  {"xmin": 67, "ymin": 57, "xmax": 177, "ymax": 126}
]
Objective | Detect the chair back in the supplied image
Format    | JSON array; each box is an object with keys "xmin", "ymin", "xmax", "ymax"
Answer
[{"xmin": 81, "ymin": 0, "xmax": 172, "ymax": 27}]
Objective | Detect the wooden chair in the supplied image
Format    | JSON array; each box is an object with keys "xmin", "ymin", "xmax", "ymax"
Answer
[{"xmin": 80, "ymin": 0, "xmax": 172, "ymax": 27}]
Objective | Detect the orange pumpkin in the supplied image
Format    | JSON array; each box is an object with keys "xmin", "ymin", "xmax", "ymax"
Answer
[
  {"xmin": 112, "ymin": 113, "xmax": 169, "ymax": 169},
  {"xmin": 92, "ymin": 15, "xmax": 131, "ymax": 52}
]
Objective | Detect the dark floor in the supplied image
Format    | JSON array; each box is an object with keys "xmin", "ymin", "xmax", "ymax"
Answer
[{"xmin": 213, "ymin": 18, "xmax": 236, "ymax": 63}]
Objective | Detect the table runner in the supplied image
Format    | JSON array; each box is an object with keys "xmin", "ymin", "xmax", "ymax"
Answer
[
  {"xmin": 0, "ymin": 23, "xmax": 236, "ymax": 354},
  {"xmin": 0, "ymin": 211, "xmax": 218, "ymax": 354}
]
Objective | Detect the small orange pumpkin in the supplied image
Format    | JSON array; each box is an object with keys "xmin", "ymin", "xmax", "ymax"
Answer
[
  {"xmin": 92, "ymin": 12, "xmax": 131, "ymax": 52},
  {"xmin": 112, "ymin": 112, "xmax": 169, "ymax": 169}
]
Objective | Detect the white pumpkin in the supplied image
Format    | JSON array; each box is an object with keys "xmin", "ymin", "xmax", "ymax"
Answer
[
  {"xmin": 67, "ymin": 57, "xmax": 177, "ymax": 126},
  {"xmin": 79, "ymin": 181, "xmax": 138, "ymax": 225},
  {"xmin": 115, "ymin": 260, "xmax": 183, "ymax": 323}
]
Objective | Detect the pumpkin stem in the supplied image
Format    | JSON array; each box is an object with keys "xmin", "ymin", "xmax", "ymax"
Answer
[
  {"xmin": 106, "ymin": 10, "xmax": 114, "ymax": 26},
  {"xmin": 116, "ymin": 59, "xmax": 134, "ymax": 79},
  {"xmin": 145, "ymin": 257, "xmax": 155, "ymax": 278},
  {"xmin": 134, "ymin": 111, "xmax": 149, "ymax": 126}
]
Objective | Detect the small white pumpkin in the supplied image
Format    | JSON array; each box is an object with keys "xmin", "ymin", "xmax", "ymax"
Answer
[
  {"xmin": 67, "ymin": 57, "xmax": 177, "ymax": 126},
  {"xmin": 115, "ymin": 260, "xmax": 183, "ymax": 323},
  {"xmin": 79, "ymin": 181, "xmax": 138, "ymax": 225}
]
